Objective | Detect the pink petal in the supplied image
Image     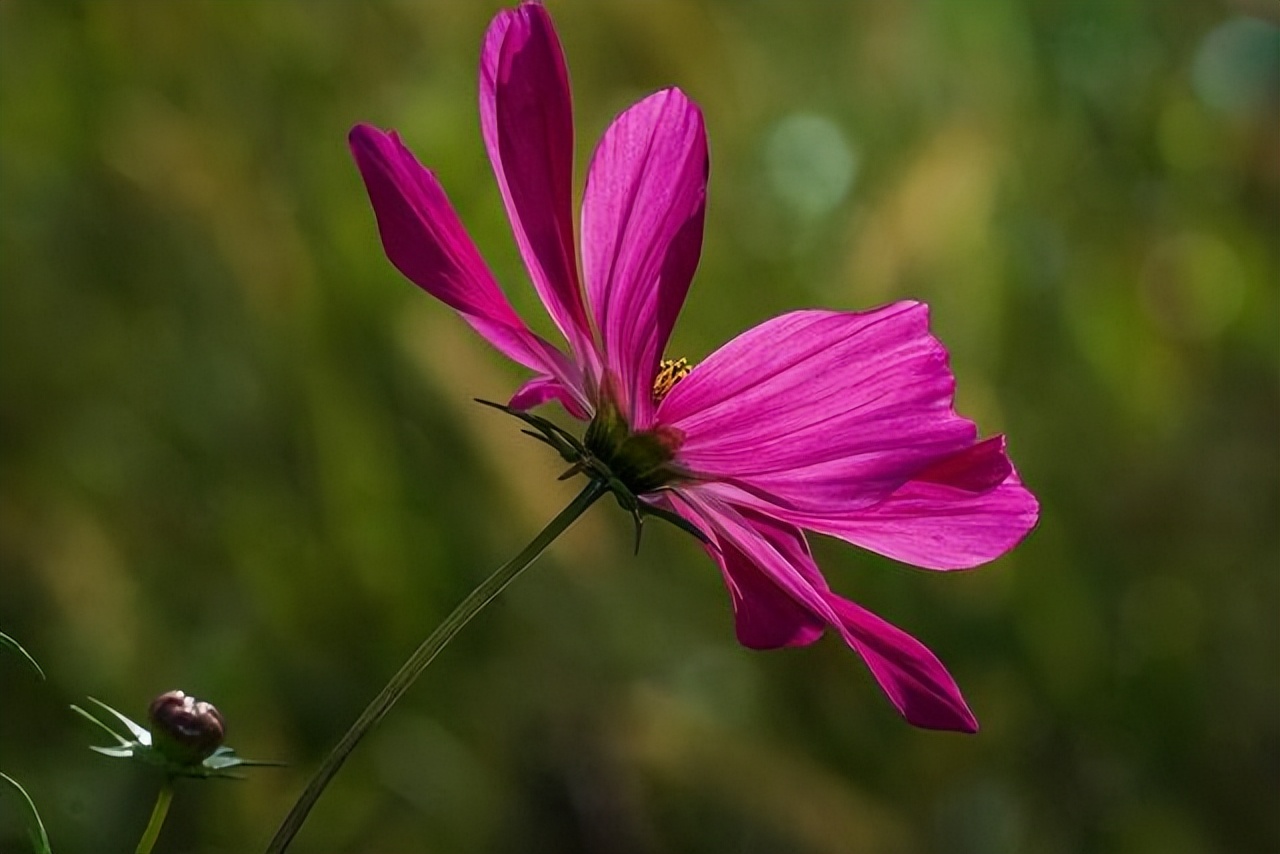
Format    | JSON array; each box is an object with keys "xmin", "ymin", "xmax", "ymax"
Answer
[
  {"xmin": 668, "ymin": 493, "xmax": 825, "ymax": 649},
  {"xmin": 824, "ymin": 593, "xmax": 978, "ymax": 732},
  {"xmin": 509, "ymin": 374, "xmax": 591, "ymax": 420},
  {"xmin": 674, "ymin": 489, "xmax": 976, "ymax": 731},
  {"xmin": 915, "ymin": 435, "xmax": 1013, "ymax": 491},
  {"xmin": 349, "ymin": 124, "xmax": 580, "ymax": 390},
  {"xmin": 480, "ymin": 4, "xmax": 596, "ymax": 366},
  {"xmin": 581, "ymin": 88, "xmax": 708, "ymax": 428},
  {"xmin": 793, "ymin": 437, "xmax": 1040, "ymax": 570},
  {"xmin": 658, "ymin": 304, "xmax": 978, "ymax": 513},
  {"xmin": 672, "ymin": 489, "xmax": 840, "ymax": 641}
]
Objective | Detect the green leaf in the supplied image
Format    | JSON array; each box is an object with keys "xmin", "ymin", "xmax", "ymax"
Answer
[
  {"xmin": 88, "ymin": 745, "xmax": 136, "ymax": 759},
  {"xmin": 86, "ymin": 697, "xmax": 151, "ymax": 743},
  {"xmin": 200, "ymin": 746, "xmax": 284, "ymax": 773},
  {"xmin": 70, "ymin": 704, "xmax": 135, "ymax": 749},
  {"xmin": 0, "ymin": 632, "xmax": 46, "ymax": 680},
  {"xmin": 0, "ymin": 772, "xmax": 52, "ymax": 854}
]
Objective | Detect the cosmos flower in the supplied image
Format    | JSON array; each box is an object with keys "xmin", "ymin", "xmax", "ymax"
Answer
[{"xmin": 349, "ymin": 1, "xmax": 1038, "ymax": 732}]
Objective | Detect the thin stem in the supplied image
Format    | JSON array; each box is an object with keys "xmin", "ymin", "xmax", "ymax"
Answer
[
  {"xmin": 265, "ymin": 480, "xmax": 608, "ymax": 853},
  {"xmin": 135, "ymin": 779, "xmax": 174, "ymax": 854}
]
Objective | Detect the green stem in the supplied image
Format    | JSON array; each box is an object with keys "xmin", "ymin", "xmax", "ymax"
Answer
[
  {"xmin": 265, "ymin": 480, "xmax": 608, "ymax": 853},
  {"xmin": 135, "ymin": 779, "xmax": 174, "ymax": 854}
]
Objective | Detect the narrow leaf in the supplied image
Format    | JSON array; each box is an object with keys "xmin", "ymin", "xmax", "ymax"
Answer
[
  {"xmin": 0, "ymin": 771, "xmax": 52, "ymax": 854},
  {"xmin": 88, "ymin": 745, "xmax": 136, "ymax": 759},
  {"xmin": 69, "ymin": 705, "xmax": 133, "ymax": 749},
  {"xmin": 85, "ymin": 697, "xmax": 150, "ymax": 743},
  {"xmin": 0, "ymin": 632, "xmax": 45, "ymax": 680}
]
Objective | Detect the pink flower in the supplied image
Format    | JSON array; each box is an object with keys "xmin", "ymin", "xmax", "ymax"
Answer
[{"xmin": 349, "ymin": 1, "xmax": 1038, "ymax": 732}]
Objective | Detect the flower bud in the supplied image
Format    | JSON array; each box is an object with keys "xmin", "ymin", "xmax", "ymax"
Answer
[{"xmin": 147, "ymin": 690, "xmax": 226, "ymax": 765}]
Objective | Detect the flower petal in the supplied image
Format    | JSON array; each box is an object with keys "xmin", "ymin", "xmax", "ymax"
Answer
[
  {"xmin": 785, "ymin": 437, "xmax": 1041, "ymax": 570},
  {"xmin": 674, "ymin": 489, "xmax": 975, "ymax": 731},
  {"xmin": 668, "ymin": 493, "xmax": 825, "ymax": 649},
  {"xmin": 671, "ymin": 489, "xmax": 838, "ymax": 639},
  {"xmin": 509, "ymin": 374, "xmax": 590, "ymax": 420},
  {"xmin": 824, "ymin": 593, "xmax": 978, "ymax": 732},
  {"xmin": 659, "ymin": 304, "xmax": 978, "ymax": 513},
  {"xmin": 914, "ymin": 434, "xmax": 1013, "ymax": 492},
  {"xmin": 581, "ymin": 88, "xmax": 708, "ymax": 428},
  {"xmin": 480, "ymin": 4, "xmax": 596, "ymax": 365},
  {"xmin": 349, "ymin": 124, "xmax": 580, "ymax": 391}
]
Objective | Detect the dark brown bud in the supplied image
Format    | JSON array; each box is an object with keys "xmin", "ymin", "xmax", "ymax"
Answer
[{"xmin": 147, "ymin": 690, "xmax": 226, "ymax": 765}]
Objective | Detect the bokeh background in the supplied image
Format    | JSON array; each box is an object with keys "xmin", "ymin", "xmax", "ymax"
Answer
[{"xmin": 2, "ymin": 1, "xmax": 1277, "ymax": 852}]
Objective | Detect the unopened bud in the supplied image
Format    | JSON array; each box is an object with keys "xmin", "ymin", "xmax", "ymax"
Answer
[{"xmin": 147, "ymin": 690, "xmax": 225, "ymax": 765}]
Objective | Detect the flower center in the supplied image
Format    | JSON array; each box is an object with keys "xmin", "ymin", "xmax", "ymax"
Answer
[
  {"xmin": 584, "ymin": 398, "xmax": 684, "ymax": 495},
  {"xmin": 653, "ymin": 357, "xmax": 692, "ymax": 403}
]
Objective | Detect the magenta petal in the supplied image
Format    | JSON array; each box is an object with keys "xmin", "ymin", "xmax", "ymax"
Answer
[
  {"xmin": 349, "ymin": 124, "xmax": 578, "ymax": 388},
  {"xmin": 659, "ymin": 304, "xmax": 978, "ymax": 513},
  {"xmin": 824, "ymin": 593, "xmax": 978, "ymax": 732},
  {"xmin": 914, "ymin": 435, "xmax": 1013, "ymax": 491},
  {"xmin": 581, "ymin": 88, "xmax": 708, "ymax": 428},
  {"xmin": 509, "ymin": 374, "xmax": 590, "ymax": 420},
  {"xmin": 797, "ymin": 443, "xmax": 1040, "ymax": 570},
  {"xmin": 672, "ymin": 490, "xmax": 842, "ymax": 634},
  {"xmin": 670, "ymin": 493, "xmax": 826, "ymax": 649},
  {"xmin": 674, "ymin": 489, "xmax": 974, "ymax": 730},
  {"xmin": 480, "ymin": 4, "xmax": 595, "ymax": 364}
]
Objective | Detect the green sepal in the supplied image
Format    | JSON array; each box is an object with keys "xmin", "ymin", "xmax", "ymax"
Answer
[
  {"xmin": 478, "ymin": 398, "xmax": 711, "ymax": 554},
  {"xmin": 639, "ymin": 499, "xmax": 712, "ymax": 546},
  {"xmin": 475, "ymin": 399, "xmax": 586, "ymax": 463},
  {"xmin": 71, "ymin": 698, "xmax": 282, "ymax": 780}
]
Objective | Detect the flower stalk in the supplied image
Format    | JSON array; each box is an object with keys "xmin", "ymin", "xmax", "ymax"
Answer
[
  {"xmin": 135, "ymin": 780, "xmax": 173, "ymax": 854},
  {"xmin": 265, "ymin": 479, "xmax": 609, "ymax": 854}
]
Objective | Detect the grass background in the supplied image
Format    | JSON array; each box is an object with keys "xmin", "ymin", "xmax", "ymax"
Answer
[{"xmin": 2, "ymin": 1, "xmax": 1277, "ymax": 852}]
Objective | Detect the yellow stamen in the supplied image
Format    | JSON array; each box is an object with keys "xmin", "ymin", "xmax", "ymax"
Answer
[{"xmin": 653, "ymin": 357, "xmax": 692, "ymax": 403}]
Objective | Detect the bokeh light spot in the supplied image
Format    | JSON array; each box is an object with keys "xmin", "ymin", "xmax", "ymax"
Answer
[
  {"xmin": 1191, "ymin": 17, "xmax": 1280, "ymax": 116},
  {"xmin": 763, "ymin": 113, "xmax": 858, "ymax": 219},
  {"xmin": 1139, "ymin": 232, "xmax": 1246, "ymax": 342}
]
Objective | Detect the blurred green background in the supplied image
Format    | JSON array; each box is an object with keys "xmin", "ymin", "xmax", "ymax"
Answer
[{"xmin": 2, "ymin": 1, "xmax": 1277, "ymax": 852}]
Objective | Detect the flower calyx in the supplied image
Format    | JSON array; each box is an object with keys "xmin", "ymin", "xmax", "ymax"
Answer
[{"xmin": 476, "ymin": 399, "xmax": 708, "ymax": 553}]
